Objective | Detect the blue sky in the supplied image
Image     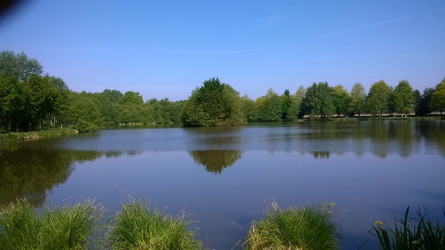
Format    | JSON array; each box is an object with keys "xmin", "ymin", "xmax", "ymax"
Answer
[{"xmin": 1, "ymin": 0, "xmax": 444, "ymax": 101}]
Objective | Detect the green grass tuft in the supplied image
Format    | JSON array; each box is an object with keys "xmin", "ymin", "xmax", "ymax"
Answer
[
  {"xmin": 244, "ymin": 202, "xmax": 338, "ymax": 250},
  {"xmin": 0, "ymin": 199, "xmax": 102, "ymax": 250},
  {"xmin": 109, "ymin": 199, "xmax": 202, "ymax": 250},
  {"xmin": 366, "ymin": 206, "xmax": 445, "ymax": 250}
]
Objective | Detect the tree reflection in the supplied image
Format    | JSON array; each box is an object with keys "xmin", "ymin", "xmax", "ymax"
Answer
[
  {"xmin": 0, "ymin": 146, "xmax": 127, "ymax": 206},
  {"xmin": 189, "ymin": 150, "xmax": 242, "ymax": 174},
  {"xmin": 310, "ymin": 151, "xmax": 330, "ymax": 159},
  {"xmin": 298, "ymin": 120, "xmax": 445, "ymax": 159}
]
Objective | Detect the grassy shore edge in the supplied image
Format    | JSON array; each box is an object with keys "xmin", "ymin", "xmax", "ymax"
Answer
[{"xmin": 0, "ymin": 128, "xmax": 78, "ymax": 143}]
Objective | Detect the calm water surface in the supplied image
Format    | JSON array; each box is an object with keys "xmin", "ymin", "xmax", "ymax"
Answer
[{"xmin": 1, "ymin": 121, "xmax": 444, "ymax": 249}]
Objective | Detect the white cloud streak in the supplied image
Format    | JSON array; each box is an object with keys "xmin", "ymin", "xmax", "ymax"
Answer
[{"xmin": 314, "ymin": 9, "xmax": 444, "ymax": 40}]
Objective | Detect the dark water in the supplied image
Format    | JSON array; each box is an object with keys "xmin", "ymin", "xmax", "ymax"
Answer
[{"xmin": 1, "ymin": 121, "xmax": 444, "ymax": 249}]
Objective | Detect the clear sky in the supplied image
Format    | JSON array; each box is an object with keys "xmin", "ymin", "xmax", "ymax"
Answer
[{"xmin": 1, "ymin": 0, "xmax": 444, "ymax": 101}]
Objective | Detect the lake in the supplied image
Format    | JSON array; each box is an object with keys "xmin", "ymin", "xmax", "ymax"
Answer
[{"xmin": 1, "ymin": 120, "xmax": 444, "ymax": 249}]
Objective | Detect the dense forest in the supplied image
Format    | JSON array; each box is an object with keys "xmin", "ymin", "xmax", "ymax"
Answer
[{"xmin": 1, "ymin": 51, "xmax": 444, "ymax": 132}]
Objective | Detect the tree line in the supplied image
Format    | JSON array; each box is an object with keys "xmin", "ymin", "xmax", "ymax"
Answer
[
  {"xmin": 1, "ymin": 51, "xmax": 444, "ymax": 131},
  {"xmin": 0, "ymin": 51, "xmax": 186, "ymax": 132}
]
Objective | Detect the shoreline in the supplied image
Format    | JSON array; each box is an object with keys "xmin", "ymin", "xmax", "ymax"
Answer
[{"xmin": 0, "ymin": 128, "xmax": 78, "ymax": 143}]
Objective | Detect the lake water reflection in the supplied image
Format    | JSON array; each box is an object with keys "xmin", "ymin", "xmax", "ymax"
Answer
[{"xmin": 0, "ymin": 120, "xmax": 444, "ymax": 249}]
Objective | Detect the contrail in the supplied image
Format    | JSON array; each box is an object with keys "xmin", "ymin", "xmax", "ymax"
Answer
[{"xmin": 314, "ymin": 9, "xmax": 444, "ymax": 40}]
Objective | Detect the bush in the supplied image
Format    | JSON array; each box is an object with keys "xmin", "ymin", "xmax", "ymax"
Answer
[
  {"xmin": 109, "ymin": 199, "xmax": 201, "ymax": 250},
  {"xmin": 0, "ymin": 199, "xmax": 102, "ymax": 249},
  {"xmin": 244, "ymin": 202, "xmax": 338, "ymax": 250}
]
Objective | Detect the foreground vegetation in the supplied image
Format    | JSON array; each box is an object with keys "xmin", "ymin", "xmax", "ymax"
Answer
[
  {"xmin": 363, "ymin": 207, "xmax": 445, "ymax": 250},
  {"xmin": 244, "ymin": 202, "xmax": 338, "ymax": 250},
  {"xmin": 0, "ymin": 199, "xmax": 102, "ymax": 250},
  {"xmin": 1, "ymin": 199, "xmax": 445, "ymax": 249},
  {"xmin": 109, "ymin": 199, "xmax": 201, "ymax": 250},
  {"xmin": 1, "ymin": 51, "xmax": 445, "ymax": 132}
]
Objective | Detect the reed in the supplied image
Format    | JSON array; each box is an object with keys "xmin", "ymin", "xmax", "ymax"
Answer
[
  {"xmin": 366, "ymin": 206, "xmax": 445, "ymax": 250},
  {"xmin": 244, "ymin": 202, "xmax": 338, "ymax": 250}
]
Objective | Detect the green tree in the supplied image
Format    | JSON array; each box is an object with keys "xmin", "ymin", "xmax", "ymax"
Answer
[
  {"xmin": 392, "ymin": 80, "xmax": 414, "ymax": 116},
  {"xmin": 350, "ymin": 83, "xmax": 366, "ymax": 116},
  {"xmin": 0, "ymin": 51, "xmax": 43, "ymax": 82},
  {"xmin": 0, "ymin": 75, "xmax": 21, "ymax": 132},
  {"xmin": 119, "ymin": 91, "xmax": 143, "ymax": 105},
  {"xmin": 413, "ymin": 89, "xmax": 422, "ymax": 116},
  {"xmin": 240, "ymin": 95, "xmax": 257, "ymax": 122},
  {"xmin": 280, "ymin": 89, "xmax": 300, "ymax": 120},
  {"xmin": 259, "ymin": 88, "xmax": 282, "ymax": 121},
  {"xmin": 44, "ymin": 75, "xmax": 69, "ymax": 127},
  {"xmin": 181, "ymin": 78, "xmax": 246, "ymax": 126},
  {"xmin": 303, "ymin": 82, "xmax": 334, "ymax": 118},
  {"xmin": 68, "ymin": 96, "xmax": 101, "ymax": 132},
  {"xmin": 431, "ymin": 78, "xmax": 445, "ymax": 114},
  {"xmin": 294, "ymin": 86, "xmax": 306, "ymax": 118},
  {"xmin": 101, "ymin": 89, "xmax": 123, "ymax": 103},
  {"xmin": 418, "ymin": 88, "xmax": 434, "ymax": 116},
  {"xmin": 331, "ymin": 85, "xmax": 351, "ymax": 117},
  {"xmin": 366, "ymin": 80, "xmax": 391, "ymax": 117},
  {"xmin": 21, "ymin": 75, "xmax": 60, "ymax": 131}
]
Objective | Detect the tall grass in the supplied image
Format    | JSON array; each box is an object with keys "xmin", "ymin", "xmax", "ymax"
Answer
[
  {"xmin": 109, "ymin": 199, "xmax": 201, "ymax": 250},
  {"xmin": 244, "ymin": 202, "xmax": 338, "ymax": 250},
  {"xmin": 365, "ymin": 206, "xmax": 445, "ymax": 250},
  {"xmin": 0, "ymin": 199, "xmax": 102, "ymax": 250}
]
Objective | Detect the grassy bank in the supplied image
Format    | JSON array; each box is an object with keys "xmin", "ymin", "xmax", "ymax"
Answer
[
  {"xmin": 2, "ymin": 199, "xmax": 444, "ymax": 249},
  {"xmin": 0, "ymin": 128, "xmax": 78, "ymax": 143},
  {"xmin": 0, "ymin": 199, "xmax": 201, "ymax": 250}
]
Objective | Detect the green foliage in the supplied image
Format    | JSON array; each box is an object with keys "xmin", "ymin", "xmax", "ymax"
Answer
[
  {"xmin": 109, "ymin": 199, "xmax": 201, "ymax": 250},
  {"xmin": 100, "ymin": 89, "xmax": 123, "ymax": 103},
  {"xmin": 0, "ymin": 52, "xmax": 68, "ymax": 132},
  {"xmin": 367, "ymin": 80, "xmax": 391, "ymax": 117},
  {"xmin": 331, "ymin": 85, "xmax": 351, "ymax": 116},
  {"xmin": 68, "ymin": 95, "xmax": 101, "ymax": 132},
  {"xmin": 241, "ymin": 95, "xmax": 257, "ymax": 122},
  {"xmin": 350, "ymin": 83, "xmax": 366, "ymax": 116},
  {"xmin": 366, "ymin": 206, "xmax": 445, "ymax": 250},
  {"xmin": 0, "ymin": 199, "xmax": 102, "ymax": 250},
  {"xmin": 182, "ymin": 78, "xmax": 246, "ymax": 126},
  {"xmin": 280, "ymin": 89, "xmax": 300, "ymax": 120},
  {"xmin": 2, "ymin": 50, "xmax": 445, "ymax": 133},
  {"xmin": 303, "ymin": 82, "xmax": 334, "ymax": 118},
  {"xmin": 431, "ymin": 78, "xmax": 445, "ymax": 114},
  {"xmin": 417, "ymin": 88, "xmax": 435, "ymax": 116},
  {"xmin": 392, "ymin": 80, "xmax": 414, "ymax": 116},
  {"xmin": 0, "ymin": 51, "xmax": 43, "ymax": 82},
  {"xmin": 294, "ymin": 86, "xmax": 306, "ymax": 118},
  {"xmin": 258, "ymin": 88, "xmax": 282, "ymax": 121},
  {"xmin": 119, "ymin": 91, "xmax": 144, "ymax": 105},
  {"xmin": 244, "ymin": 202, "xmax": 338, "ymax": 250}
]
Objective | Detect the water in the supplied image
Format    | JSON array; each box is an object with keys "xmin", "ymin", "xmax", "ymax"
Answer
[{"xmin": 1, "ymin": 120, "xmax": 444, "ymax": 249}]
